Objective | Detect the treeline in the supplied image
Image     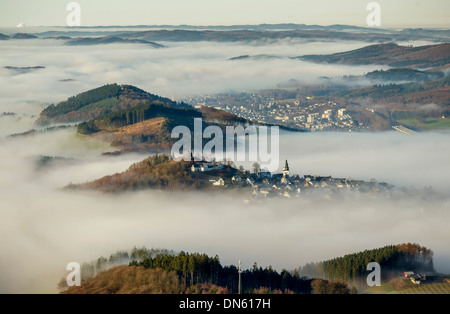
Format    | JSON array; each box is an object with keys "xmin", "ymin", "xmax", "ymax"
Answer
[
  {"xmin": 300, "ymin": 243, "xmax": 434, "ymax": 281},
  {"xmin": 337, "ymin": 76, "xmax": 450, "ymax": 102},
  {"xmin": 130, "ymin": 251, "xmax": 312, "ymax": 294},
  {"xmin": 311, "ymin": 279, "xmax": 353, "ymax": 294},
  {"xmin": 200, "ymin": 106, "xmax": 248, "ymax": 125},
  {"xmin": 64, "ymin": 247, "xmax": 177, "ymax": 283},
  {"xmin": 42, "ymin": 84, "xmax": 122, "ymax": 118},
  {"xmin": 72, "ymin": 154, "xmax": 210, "ymax": 192},
  {"xmin": 77, "ymin": 102, "xmax": 202, "ymax": 134},
  {"xmin": 62, "ymin": 266, "xmax": 230, "ymax": 294},
  {"xmin": 38, "ymin": 83, "xmax": 188, "ymax": 126},
  {"xmin": 365, "ymin": 68, "xmax": 442, "ymax": 82}
]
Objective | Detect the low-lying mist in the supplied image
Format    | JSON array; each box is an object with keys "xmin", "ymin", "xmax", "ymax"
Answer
[
  {"xmin": 0, "ymin": 127, "xmax": 449, "ymax": 293},
  {"xmin": 0, "ymin": 38, "xmax": 384, "ymax": 104},
  {"xmin": 0, "ymin": 35, "xmax": 449, "ymax": 293}
]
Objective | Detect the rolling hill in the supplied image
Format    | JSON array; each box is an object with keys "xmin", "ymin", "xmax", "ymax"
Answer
[
  {"xmin": 59, "ymin": 243, "xmax": 442, "ymax": 294},
  {"xmin": 36, "ymin": 84, "xmax": 180, "ymax": 125},
  {"xmin": 64, "ymin": 36, "xmax": 164, "ymax": 48},
  {"xmin": 67, "ymin": 154, "xmax": 242, "ymax": 193},
  {"xmin": 300, "ymin": 42, "xmax": 450, "ymax": 68},
  {"xmin": 335, "ymin": 76, "xmax": 450, "ymax": 111},
  {"xmin": 363, "ymin": 68, "xmax": 444, "ymax": 82},
  {"xmin": 37, "ymin": 84, "xmax": 252, "ymax": 151},
  {"xmin": 11, "ymin": 33, "xmax": 38, "ymax": 39}
]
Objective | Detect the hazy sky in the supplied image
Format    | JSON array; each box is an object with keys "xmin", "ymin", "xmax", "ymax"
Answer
[{"xmin": 0, "ymin": 0, "xmax": 449, "ymax": 28}]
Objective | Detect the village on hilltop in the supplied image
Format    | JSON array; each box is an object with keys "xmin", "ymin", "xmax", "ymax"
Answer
[{"xmin": 187, "ymin": 154, "xmax": 393, "ymax": 199}]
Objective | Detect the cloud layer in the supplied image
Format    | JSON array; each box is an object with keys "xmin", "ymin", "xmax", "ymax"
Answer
[
  {"xmin": 0, "ymin": 128, "xmax": 449, "ymax": 293},
  {"xmin": 0, "ymin": 37, "xmax": 449, "ymax": 293}
]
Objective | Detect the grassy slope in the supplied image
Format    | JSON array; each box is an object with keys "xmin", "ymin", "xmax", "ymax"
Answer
[
  {"xmin": 398, "ymin": 282, "xmax": 450, "ymax": 294},
  {"xmin": 363, "ymin": 277, "xmax": 450, "ymax": 294},
  {"xmin": 398, "ymin": 118, "xmax": 450, "ymax": 130}
]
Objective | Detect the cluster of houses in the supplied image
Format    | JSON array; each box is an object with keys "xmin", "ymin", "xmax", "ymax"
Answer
[{"xmin": 190, "ymin": 157, "xmax": 393, "ymax": 199}]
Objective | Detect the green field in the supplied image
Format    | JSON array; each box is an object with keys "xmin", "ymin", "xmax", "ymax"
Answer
[{"xmin": 398, "ymin": 118, "xmax": 450, "ymax": 130}]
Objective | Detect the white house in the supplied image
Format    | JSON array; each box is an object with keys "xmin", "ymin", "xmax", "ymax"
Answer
[
  {"xmin": 191, "ymin": 164, "xmax": 202, "ymax": 172},
  {"xmin": 212, "ymin": 178, "xmax": 225, "ymax": 186}
]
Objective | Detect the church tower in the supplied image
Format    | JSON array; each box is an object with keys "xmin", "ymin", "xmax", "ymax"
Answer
[{"xmin": 283, "ymin": 159, "xmax": 290, "ymax": 177}]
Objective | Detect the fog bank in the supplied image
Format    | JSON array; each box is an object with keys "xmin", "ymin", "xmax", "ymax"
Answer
[{"xmin": 0, "ymin": 129, "xmax": 449, "ymax": 293}]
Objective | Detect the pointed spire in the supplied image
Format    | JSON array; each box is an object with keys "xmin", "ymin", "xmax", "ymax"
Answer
[
  {"xmin": 283, "ymin": 159, "xmax": 289, "ymax": 172},
  {"xmin": 283, "ymin": 159, "xmax": 290, "ymax": 177}
]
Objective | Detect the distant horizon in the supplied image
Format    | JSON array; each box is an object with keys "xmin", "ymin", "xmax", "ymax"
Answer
[
  {"xmin": 1, "ymin": 0, "xmax": 449, "ymax": 29},
  {"xmin": 1, "ymin": 22, "xmax": 449, "ymax": 30}
]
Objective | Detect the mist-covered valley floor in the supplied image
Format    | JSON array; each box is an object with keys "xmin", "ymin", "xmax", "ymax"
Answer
[
  {"xmin": 0, "ymin": 32, "xmax": 449, "ymax": 293},
  {"xmin": 0, "ymin": 123, "xmax": 449, "ymax": 293}
]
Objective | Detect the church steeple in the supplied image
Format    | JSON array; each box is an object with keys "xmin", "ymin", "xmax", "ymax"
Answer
[{"xmin": 283, "ymin": 159, "xmax": 290, "ymax": 177}]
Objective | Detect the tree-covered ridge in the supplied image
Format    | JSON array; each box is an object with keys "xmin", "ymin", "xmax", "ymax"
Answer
[
  {"xmin": 62, "ymin": 266, "xmax": 187, "ymax": 294},
  {"xmin": 60, "ymin": 243, "xmax": 436, "ymax": 294},
  {"xmin": 334, "ymin": 76, "xmax": 450, "ymax": 108},
  {"xmin": 36, "ymin": 84, "xmax": 252, "ymax": 152},
  {"xmin": 64, "ymin": 36, "xmax": 165, "ymax": 48},
  {"xmin": 67, "ymin": 154, "xmax": 248, "ymax": 193},
  {"xmin": 300, "ymin": 42, "xmax": 450, "ymax": 68},
  {"xmin": 300, "ymin": 243, "xmax": 434, "ymax": 281},
  {"xmin": 67, "ymin": 154, "xmax": 224, "ymax": 192},
  {"xmin": 37, "ymin": 84, "xmax": 178, "ymax": 125},
  {"xmin": 199, "ymin": 106, "xmax": 248, "ymax": 125},
  {"xmin": 41, "ymin": 84, "xmax": 121, "ymax": 118},
  {"xmin": 77, "ymin": 102, "xmax": 202, "ymax": 134},
  {"xmin": 70, "ymin": 247, "xmax": 176, "ymax": 283},
  {"xmin": 60, "ymin": 245, "xmax": 314, "ymax": 294},
  {"xmin": 364, "ymin": 68, "xmax": 444, "ymax": 82},
  {"xmin": 129, "ymin": 251, "xmax": 312, "ymax": 294},
  {"xmin": 70, "ymin": 90, "xmax": 252, "ymax": 152}
]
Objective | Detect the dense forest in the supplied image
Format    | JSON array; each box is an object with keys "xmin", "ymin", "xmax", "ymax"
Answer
[
  {"xmin": 337, "ymin": 76, "xmax": 450, "ymax": 99},
  {"xmin": 37, "ymin": 83, "xmax": 180, "ymax": 125},
  {"xmin": 60, "ymin": 243, "xmax": 436, "ymax": 294},
  {"xmin": 77, "ymin": 102, "xmax": 202, "ymax": 134},
  {"xmin": 129, "ymin": 252, "xmax": 313, "ymax": 294},
  {"xmin": 35, "ymin": 83, "xmax": 253, "ymax": 151},
  {"xmin": 364, "ymin": 68, "xmax": 443, "ymax": 82},
  {"xmin": 67, "ymin": 154, "xmax": 200, "ymax": 192},
  {"xmin": 335, "ymin": 76, "xmax": 450, "ymax": 109},
  {"xmin": 41, "ymin": 84, "xmax": 122, "ymax": 119},
  {"xmin": 299, "ymin": 243, "xmax": 434, "ymax": 281},
  {"xmin": 66, "ymin": 154, "xmax": 242, "ymax": 192},
  {"xmin": 300, "ymin": 42, "xmax": 450, "ymax": 68},
  {"xmin": 61, "ymin": 248, "xmax": 314, "ymax": 294},
  {"xmin": 72, "ymin": 247, "xmax": 177, "ymax": 282}
]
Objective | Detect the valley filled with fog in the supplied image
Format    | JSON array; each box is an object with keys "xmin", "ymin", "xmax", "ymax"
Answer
[{"xmin": 0, "ymin": 31, "xmax": 449, "ymax": 293}]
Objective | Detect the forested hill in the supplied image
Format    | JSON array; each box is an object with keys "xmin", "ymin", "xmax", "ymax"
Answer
[
  {"xmin": 300, "ymin": 42, "xmax": 450, "ymax": 68},
  {"xmin": 36, "ymin": 84, "xmax": 180, "ymax": 125},
  {"xmin": 60, "ymin": 243, "xmax": 437, "ymax": 294},
  {"xmin": 67, "ymin": 154, "xmax": 245, "ymax": 193},
  {"xmin": 35, "ymin": 84, "xmax": 255, "ymax": 152},
  {"xmin": 300, "ymin": 243, "xmax": 435, "ymax": 281},
  {"xmin": 62, "ymin": 248, "xmax": 313, "ymax": 294}
]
